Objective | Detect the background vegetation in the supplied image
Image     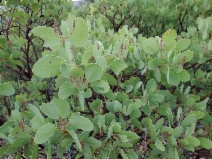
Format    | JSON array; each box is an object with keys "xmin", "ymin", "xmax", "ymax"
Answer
[{"xmin": 0, "ymin": 0, "xmax": 212, "ymax": 158}]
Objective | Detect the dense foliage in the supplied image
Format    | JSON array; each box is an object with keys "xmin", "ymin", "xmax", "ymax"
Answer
[
  {"xmin": 0, "ymin": 0, "xmax": 72, "ymax": 118},
  {"xmin": 0, "ymin": 0, "xmax": 212, "ymax": 158}
]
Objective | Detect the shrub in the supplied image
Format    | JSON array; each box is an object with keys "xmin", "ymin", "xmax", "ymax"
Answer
[
  {"xmin": 0, "ymin": 0, "xmax": 72, "ymax": 117},
  {"xmin": 0, "ymin": 0, "xmax": 212, "ymax": 158}
]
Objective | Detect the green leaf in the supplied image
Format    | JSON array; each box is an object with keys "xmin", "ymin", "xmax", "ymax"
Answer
[
  {"xmin": 107, "ymin": 125, "xmax": 113, "ymax": 139},
  {"xmin": 4, "ymin": 146, "xmax": 20, "ymax": 155},
  {"xmin": 58, "ymin": 81, "xmax": 78, "ymax": 99},
  {"xmin": 31, "ymin": 27, "xmax": 61, "ymax": 50},
  {"xmin": 167, "ymin": 108, "xmax": 174, "ymax": 126},
  {"xmin": 155, "ymin": 137, "xmax": 165, "ymax": 151},
  {"xmin": 65, "ymin": 40, "xmax": 73, "ymax": 63},
  {"xmin": 61, "ymin": 138, "xmax": 72, "ymax": 150},
  {"xmin": 51, "ymin": 98, "xmax": 70, "ymax": 118},
  {"xmin": 126, "ymin": 85, "xmax": 133, "ymax": 93},
  {"xmin": 118, "ymin": 131, "xmax": 139, "ymax": 140},
  {"xmin": 11, "ymin": 126, "xmax": 30, "ymax": 138},
  {"xmin": 113, "ymin": 39, "xmax": 129, "ymax": 59},
  {"xmin": 0, "ymin": 133, "xmax": 7, "ymax": 139},
  {"xmin": 177, "ymin": 69, "xmax": 190, "ymax": 82},
  {"xmin": 138, "ymin": 61, "xmax": 144, "ymax": 69},
  {"xmin": 141, "ymin": 118, "xmax": 152, "ymax": 127},
  {"xmin": 84, "ymin": 137, "xmax": 101, "ymax": 147},
  {"xmin": 96, "ymin": 56, "xmax": 107, "ymax": 71},
  {"xmin": 78, "ymin": 91, "xmax": 85, "ymax": 111},
  {"xmin": 31, "ymin": 3, "xmax": 39, "ymax": 12},
  {"xmin": 69, "ymin": 130, "xmax": 81, "ymax": 151},
  {"xmin": 149, "ymin": 94, "xmax": 164, "ymax": 103},
  {"xmin": 102, "ymin": 73, "xmax": 117, "ymax": 86},
  {"xmin": 185, "ymin": 136, "xmax": 200, "ymax": 147},
  {"xmin": 162, "ymin": 30, "xmax": 177, "ymax": 51},
  {"xmin": 119, "ymin": 149, "xmax": 128, "ymax": 159},
  {"xmin": 69, "ymin": 17, "xmax": 88, "ymax": 47},
  {"xmin": 91, "ymin": 80, "xmax": 110, "ymax": 94},
  {"xmin": 85, "ymin": 64, "xmax": 103, "ymax": 83},
  {"xmin": 162, "ymin": 29, "xmax": 177, "ymax": 42},
  {"xmin": 173, "ymin": 126, "xmax": 183, "ymax": 138},
  {"xmin": 59, "ymin": 64, "xmax": 72, "ymax": 78},
  {"xmin": 90, "ymin": 99, "xmax": 102, "ymax": 110},
  {"xmin": 40, "ymin": 103, "xmax": 59, "ymax": 119},
  {"xmin": 110, "ymin": 60, "xmax": 127, "ymax": 76},
  {"xmin": 57, "ymin": 144, "xmax": 66, "ymax": 158},
  {"xmin": 31, "ymin": 116, "xmax": 44, "ymax": 132},
  {"xmin": 70, "ymin": 67, "xmax": 84, "ymax": 79},
  {"xmin": 208, "ymin": 40, "xmax": 212, "ymax": 50},
  {"xmin": 181, "ymin": 114, "xmax": 196, "ymax": 127},
  {"xmin": 32, "ymin": 56, "xmax": 64, "ymax": 78},
  {"xmin": 187, "ymin": 98, "xmax": 195, "ymax": 106},
  {"xmin": 198, "ymin": 138, "xmax": 212, "ymax": 150},
  {"xmin": 113, "ymin": 101, "xmax": 122, "ymax": 112},
  {"xmin": 142, "ymin": 39, "xmax": 158, "ymax": 54},
  {"xmin": 115, "ymin": 92, "xmax": 129, "ymax": 102},
  {"xmin": 61, "ymin": 15, "xmax": 73, "ymax": 37},
  {"xmin": 186, "ymin": 123, "xmax": 195, "ymax": 136},
  {"xmin": 171, "ymin": 135, "xmax": 177, "ymax": 146},
  {"xmin": 174, "ymin": 148, "xmax": 179, "ymax": 159},
  {"xmin": 12, "ymin": 138, "xmax": 29, "ymax": 147},
  {"xmin": 28, "ymin": 104, "xmax": 44, "ymax": 123},
  {"xmin": 187, "ymin": 111, "xmax": 205, "ymax": 120},
  {"xmin": 148, "ymin": 58, "xmax": 158, "ymax": 70},
  {"xmin": 93, "ymin": 41, "xmax": 102, "ymax": 60},
  {"xmin": 155, "ymin": 118, "xmax": 164, "ymax": 130},
  {"xmin": 70, "ymin": 115, "xmax": 93, "ymax": 131},
  {"xmin": 168, "ymin": 70, "xmax": 180, "ymax": 86},
  {"xmin": 0, "ymin": 84, "xmax": 15, "ymax": 96},
  {"xmin": 177, "ymin": 50, "xmax": 193, "ymax": 63},
  {"xmin": 14, "ymin": 152, "xmax": 21, "ymax": 159},
  {"xmin": 34, "ymin": 123, "xmax": 56, "ymax": 144},
  {"xmin": 0, "ymin": 147, "xmax": 7, "ymax": 158},
  {"xmin": 32, "ymin": 145, "xmax": 38, "ymax": 159},
  {"xmin": 10, "ymin": 110, "xmax": 20, "ymax": 122},
  {"xmin": 194, "ymin": 102, "xmax": 206, "ymax": 111},
  {"xmin": 154, "ymin": 68, "xmax": 161, "ymax": 82},
  {"xmin": 146, "ymin": 79, "xmax": 157, "ymax": 92},
  {"xmin": 176, "ymin": 39, "xmax": 190, "ymax": 51},
  {"xmin": 127, "ymin": 149, "xmax": 138, "ymax": 159},
  {"xmin": 149, "ymin": 124, "xmax": 156, "ymax": 140},
  {"xmin": 111, "ymin": 122, "xmax": 121, "ymax": 132}
]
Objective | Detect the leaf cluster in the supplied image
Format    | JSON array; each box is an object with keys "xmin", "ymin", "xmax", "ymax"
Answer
[{"xmin": 0, "ymin": 0, "xmax": 212, "ymax": 159}]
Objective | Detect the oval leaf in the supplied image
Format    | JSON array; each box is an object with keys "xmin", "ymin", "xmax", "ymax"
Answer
[
  {"xmin": 34, "ymin": 124, "xmax": 56, "ymax": 144},
  {"xmin": 148, "ymin": 58, "xmax": 159, "ymax": 70},
  {"xmin": 155, "ymin": 137, "xmax": 165, "ymax": 151},
  {"xmin": 0, "ymin": 84, "xmax": 15, "ymax": 96},
  {"xmin": 110, "ymin": 60, "xmax": 127, "ymax": 76},
  {"xmin": 68, "ymin": 17, "xmax": 88, "ymax": 47},
  {"xmin": 199, "ymin": 138, "xmax": 212, "ymax": 150},
  {"xmin": 85, "ymin": 64, "xmax": 103, "ymax": 83},
  {"xmin": 32, "ymin": 56, "xmax": 64, "ymax": 78},
  {"xmin": 142, "ymin": 39, "xmax": 158, "ymax": 54},
  {"xmin": 91, "ymin": 80, "xmax": 110, "ymax": 94},
  {"xmin": 70, "ymin": 115, "xmax": 93, "ymax": 131},
  {"xmin": 176, "ymin": 38, "xmax": 190, "ymax": 51},
  {"xmin": 181, "ymin": 114, "xmax": 196, "ymax": 127},
  {"xmin": 58, "ymin": 81, "xmax": 78, "ymax": 99},
  {"xmin": 51, "ymin": 98, "xmax": 70, "ymax": 118},
  {"xmin": 178, "ymin": 69, "xmax": 190, "ymax": 82},
  {"xmin": 40, "ymin": 103, "xmax": 59, "ymax": 119}
]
